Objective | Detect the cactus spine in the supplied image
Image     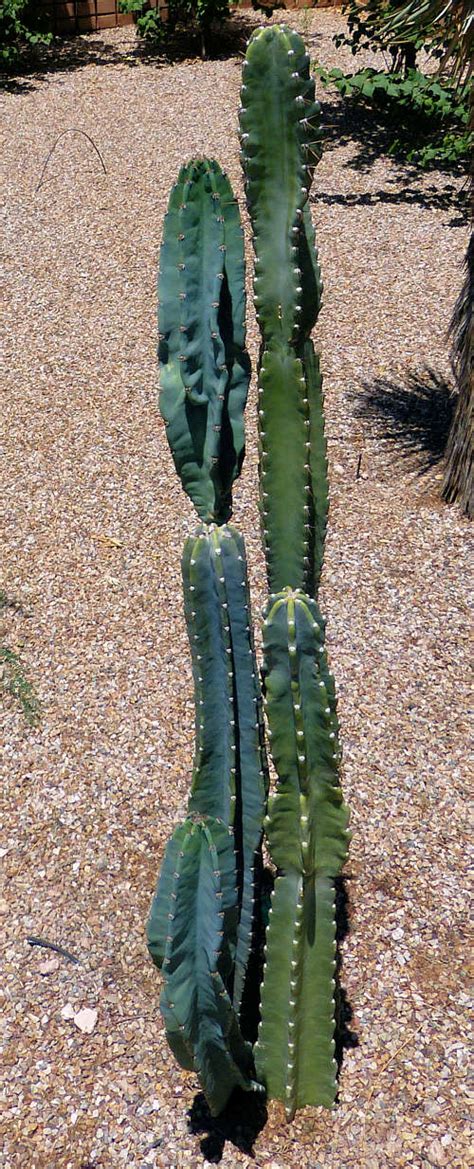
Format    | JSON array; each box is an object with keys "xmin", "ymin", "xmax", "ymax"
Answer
[{"xmin": 148, "ymin": 25, "xmax": 350, "ymax": 1122}]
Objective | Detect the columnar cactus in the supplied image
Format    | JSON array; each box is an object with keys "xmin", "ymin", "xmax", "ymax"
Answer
[
  {"xmin": 239, "ymin": 25, "xmax": 328, "ymax": 597},
  {"xmin": 149, "ymin": 159, "xmax": 267, "ymax": 1115},
  {"xmin": 147, "ymin": 24, "xmax": 350, "ymax": 1123},
  {"xmin": 238, "ymin": 25, "xmax": 350, "ymax": 1116},
  {"xmin": 255, "ymin": 590, "xmax": 348, "ymax": 1113}
]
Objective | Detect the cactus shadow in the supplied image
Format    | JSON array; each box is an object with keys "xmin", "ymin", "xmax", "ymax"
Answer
[
  {"xmin": 334, "ymin": 875, "xmax": 358, "ymax": 1078},
  {"xmin": 187, "ymin": 1086, "xmax": 268, "ymax": 1162},
  {"xmin": 352, "ymin": 366, "xmax": 456, "ymax": 475}
]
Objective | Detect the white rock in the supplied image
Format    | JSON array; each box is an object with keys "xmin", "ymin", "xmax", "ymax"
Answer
[{"xmin": 73, "ymin": 1007, "xmax": 98, "ymax": 1034}]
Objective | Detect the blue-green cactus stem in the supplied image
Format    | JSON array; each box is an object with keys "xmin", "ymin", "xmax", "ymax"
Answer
[
  {"xmin": 254, "ymin": 588, "xmax": 349, "ymax": 1112},
  {"xmin": 182, "ymin": 524, "xmax": 268, "ymax": 1014},
  {"xmin": 157, "ymin": 815, "xmax": 263, "ymax": 1115},
  {"xmin": 182, "ymin": 529, "xmax": 236, "ymax": 826},
  {"xmin": 218, "ymin": 527, "xmax": 269, "ymax": 1011},
  {"xmin": 158, "ymin": 159, "xmax": 250, "ymax": 523},
  {"xmin": 258, "ymin": 345, "xmax": 312, "ymax": 594},
  {"xmin": 255, "ymin": 872, "xmax": 338, "ymax": 1117},
  {"xmin": 239, "ymin": 26, "xmax": 322, "ymax": 347}
]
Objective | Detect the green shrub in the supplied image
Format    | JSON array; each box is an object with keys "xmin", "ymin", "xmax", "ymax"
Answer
[
  {"xmin": 118, "ymin": 0, "xmax": 230, "ymax": 56},
  {"xmin": 318, "ymin": 64, "xmax": 472, "ymax": 167},
  {"xmin": 0, "ymin": 0, "xmax": 52, "ymax": 67}
]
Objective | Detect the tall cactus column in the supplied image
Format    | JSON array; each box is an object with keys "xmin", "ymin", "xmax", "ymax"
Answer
[
  {"xmin": 147, "ymin": 27, "xmax": 351, "ymax": 1122},
  {"xmin": 239, "ymin": 24, "xmax": 327, "ymax": 597},
  {"xmin": 240, "ymin": 26, "xmax": 350, "ymax": 1116},
  {"xmin": 148, "ymin": 159, "xmax": 267, "ymax": 1116}
]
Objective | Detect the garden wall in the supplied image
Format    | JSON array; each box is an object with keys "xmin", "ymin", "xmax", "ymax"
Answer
[
  {"xmin": 38, "ymin": 0, "xmax": 340, "ymax": 36},
  {"xmin": 37, "ymin": 1, "xmax": 168, "ymax": 35}
]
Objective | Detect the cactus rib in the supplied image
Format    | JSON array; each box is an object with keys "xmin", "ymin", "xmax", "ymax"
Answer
[{"xmin": 258, "ymin": 346, "xmax": 311, "ymax": 593}]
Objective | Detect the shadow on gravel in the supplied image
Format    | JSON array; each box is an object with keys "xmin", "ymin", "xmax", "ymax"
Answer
[
  {"xmin": 188, "ymin": 1088, "xmax": 268, "ymax": 1163},
  {"xmin": 316, "ymin": 96, "xmax": 469, "ymax": 224},
  {"xmin": 0, "ymin": 13, "xmax": 256, "ymax": 94},
  {"xmin": 335, "ymin": 875, "xmax": 358, "ymax": 1078},
  {"xmin": 353, "ymin": 366, "xmax": 456, "ymax": 474}
]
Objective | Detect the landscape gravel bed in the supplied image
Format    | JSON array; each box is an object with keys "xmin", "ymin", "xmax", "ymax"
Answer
[{"xmin": 1, "ymin": 10, "xmax": 471, "ymax": 1168}]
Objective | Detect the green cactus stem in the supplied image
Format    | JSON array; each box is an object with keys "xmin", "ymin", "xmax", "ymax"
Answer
[
  {"xmin": 240, "ymin": 27, "xmax": 328, "ymax": 596},
  {"xmin": 258, "ymin": 345, "xmax": 311, "ymax": 594},
  {"xmin": 156, "ymin": 814, "xmax": 263, "ymax": 1116},
  {"xmin": 148, "ymin": 524, "xmax": 268, "ymax": 1020},
  {"xmin": 239, "ymin": 25, "xmax": 322, "ymax": 348},
  {"xmin": 258, "ymin": 337, "xmax": 328, "ymax": 598},
  {"xmin": 255, "ymin": 589, "xmax": 349, "ymax": 1114},
  {"xmin": 158, "ymin": 159, "xmax": 250, "ymax": 523}
]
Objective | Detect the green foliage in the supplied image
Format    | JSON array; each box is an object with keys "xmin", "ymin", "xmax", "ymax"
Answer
[
  {"xmin": 118, "ymin": 0, "xmax": 230, "ymax": 54},
  {"xmin": 118, "ymin": 0, "xmax": 166, "ymax": 44},
  {"xmin": 0, "ymin": 590, "xmax": 41, "ymax": 725},
  {"xmin": 0, "ymin": 0, "xmax": 52, "ymax": 66},
  {"xmin": 334, "ymin": 0, "xmax": 447, "ymax": 64},
  {"xmin": 318, "ymin": 64, "xmax": 472, "ymax": 167},
  {"xmin": 0, "ymin": 644, "xmax": 41, "ymax": 725},
  {"xmin": 376, "ymin": 0, "xmax": 474, "ymax": 82}
]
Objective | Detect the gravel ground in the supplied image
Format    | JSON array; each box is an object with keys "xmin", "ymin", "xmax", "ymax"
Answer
[{"xmin": 1, "ymin": 10, "xmax": 472, "ymax": 1168}]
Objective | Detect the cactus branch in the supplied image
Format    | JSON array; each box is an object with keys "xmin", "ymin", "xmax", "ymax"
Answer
[{"xmin": 159, "ymin": 159, "xmax": 250, "ymax": 523}]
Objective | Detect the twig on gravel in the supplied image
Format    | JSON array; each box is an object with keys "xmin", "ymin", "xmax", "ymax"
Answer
[
  {"xmin": 35, "ymin": 129, "xmax": 107, "ymax": 194},
  {"xmin": 26, "ymin": 935, "xmax": 81, "ymax": 965},
  {"xmin": 367, "ymin": 1023, "xmax": 425, "ymax": 1104}
]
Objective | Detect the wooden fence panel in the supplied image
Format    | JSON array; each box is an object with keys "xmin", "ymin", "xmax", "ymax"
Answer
[
  {"xmin": 37, "ymin": 0, "xmax": 165, "ymax": 34},
  {"xmin": 38, "ymin": 0, "xmax": 340, "ymax": 37}
]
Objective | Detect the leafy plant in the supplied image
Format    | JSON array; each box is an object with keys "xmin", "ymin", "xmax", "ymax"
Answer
[
  {"xmin": 0, "ymin": 0, "xmax": 52, "ymax": 66},
  {"xmin": 147, "ymin": 26, "xmax": 350, "ymax": 1121},
  {"xmin": 376, "ymin": 0, "xmax": 473, "ymax": 81},
  {"xmin": 118, "ymin": 0, "xmax": 230, "ymax": 56},
  {"xmin": 118, "ymin": 0, "xmax": 167, "ymax": 45},
  {"xmin": 318, "ymin": 64, "xmax": 472, "ymax": 166},
  {"xmin": 0, "ymin": 591, "xmax": 41, "ymax": 725},
  {"xmin": 0, "ymin": 644, "xmax": 41, "ymax": 725}
]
